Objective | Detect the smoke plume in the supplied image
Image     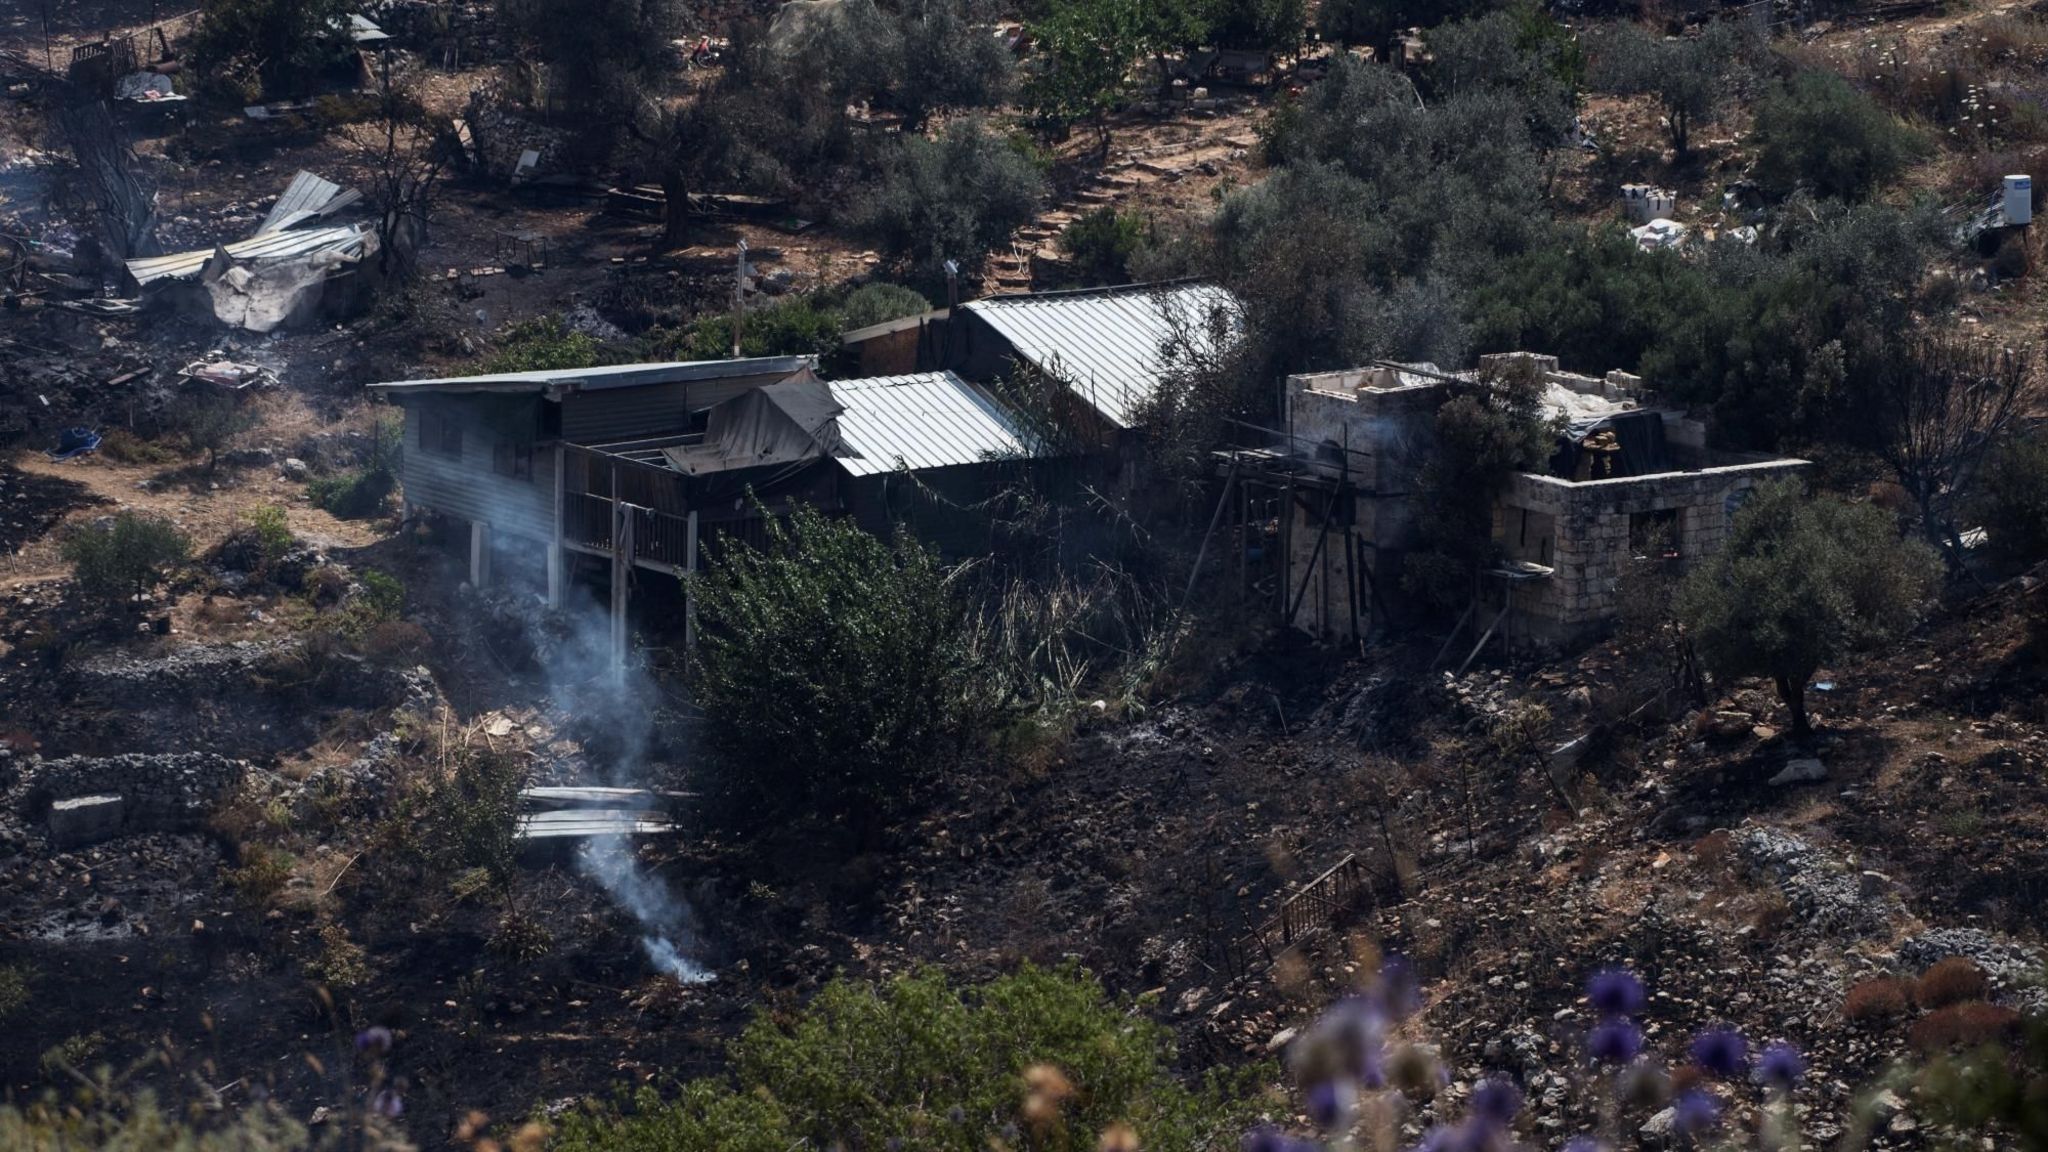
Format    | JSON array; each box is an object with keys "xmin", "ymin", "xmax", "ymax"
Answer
[{"xmin": 575, "ymin": 835, "xmax": 713, "ymax": 984}]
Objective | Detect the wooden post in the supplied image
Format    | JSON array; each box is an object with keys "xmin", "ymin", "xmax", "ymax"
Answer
[
  {"xmin": 469, "ymin": 520, "xmax": 491, "ymax": 589},
  {"xmin": 683, "ymin": 509, "xmax": 699, "ymax": 651},
  {"xmin": 611, "ymin": 503, "xmax": 635, "ymax": 685},
  {"xmin": 548, "ymin": 445, "xmax": 566, "ymax": 608}
]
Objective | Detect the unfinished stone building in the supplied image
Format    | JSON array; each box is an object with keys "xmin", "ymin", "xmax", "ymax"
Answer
[{"xmin": 1260, "ymin": 353, "xmax": 1808, "ymax": 650}]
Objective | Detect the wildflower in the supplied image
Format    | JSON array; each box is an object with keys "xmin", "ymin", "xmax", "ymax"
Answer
[
  {"xmin": 1587, "ymin": 1018, "xmax": 1644, "ymax": 1065},
  {"xmin": 354, "ymin": 1027, "xmax": 393, "ymax": 1055},
  {"xmin": 1469, "ymin": 1076, "xmax": 1522, "ymax": 1128},
  {"xmin": 1375, "ymin": 954, "xmax": 1422, "ymax": 1019},
  {"xmin": 1299, "ymin": 996, "xmax": 1389, "ymax": 1087},
  {"xmin": 1755, "ymin": 1041, "xmax": 1805, "ymax": 1090},
  {"xmin": 1689, "ymin": 1026, "xmax": 1749, "ymax": 1079},
  {"xmin": 1672, "ymin": 1089, "xmax": 1721, "ymax": 1136},
  {"xmin": 1242, "ymin": 1125, "xmax": 1318, "ymax": 1152},
  {"xmin": 1586, "ymin": 968, "xmax": 1645, "ymax": 1017},
  {"xmin": 1562, "ymin": 1137, "xmax": 1607, "ymax": 1152},
  {"xmin": 1306, "ymin": 1078, "xmax": 1358, "ymax": 1131},
  {"xmin": 369, "ymin": 1088, "xmax": 403, "ymax": 1119}
]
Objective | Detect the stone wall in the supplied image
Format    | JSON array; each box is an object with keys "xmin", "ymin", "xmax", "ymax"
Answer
[
  {"xmin": 19, "ymin": 752, "xmax": 247, "ymax": 844},
  {"xmin": 1502, "ymin": 458, "xmax": 1810, "ymax": 642}
]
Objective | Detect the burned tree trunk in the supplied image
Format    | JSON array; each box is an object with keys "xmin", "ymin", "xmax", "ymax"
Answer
[{"xmin": 53, "ymin": 94, "xmax": 159, "ymax": 270}]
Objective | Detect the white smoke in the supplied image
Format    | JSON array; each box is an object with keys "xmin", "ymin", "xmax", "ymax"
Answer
[{"xmin": 576, "ymin": 835, "xmax": 714, "ymax": 984}]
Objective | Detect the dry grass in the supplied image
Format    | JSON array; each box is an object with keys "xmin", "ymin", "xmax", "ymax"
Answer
[
  {"xmin": 1914, "ymin": 956, "xmax": 1991, "ymax": 1009},
  {"xmin": 1910, "ymin": 1001, "xmax": 2019, "ymax": 1053},
  {"xmin": 1842, "ymin": 977, "xmax": 1913, "ymax": 1021}
]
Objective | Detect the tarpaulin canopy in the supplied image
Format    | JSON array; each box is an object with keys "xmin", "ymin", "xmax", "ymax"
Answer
[{"xmin": 665, "ymin": 379, "xmax": 846, "ymax": 475}]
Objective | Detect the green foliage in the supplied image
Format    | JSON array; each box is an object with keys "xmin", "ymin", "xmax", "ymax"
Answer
[
  {"xmin": 383, "ymin": 748, "xmax": 527, "ymax": 892},
  {"xmin": 62, "ymin": 512, "xmax": 191, "ymax": 612},
  {"xmin": 188, "ymin": 0, "xmax": 354, "ymax": 99},
  {"xmin": 1059, "ymin": 208, "xmax": 1149, "ymax": 285},
  {"xmin": 1426, "ymin": 5, "xmax": 1580, "ymax": 145},
  {"xmin": 225, "ymin": 844, "xmax": 295, "ymax": 910},
  {"xmin": 497, "ymin": 0, "xmax": 680, "ymax": 127},
  {"xmin": 1403, "ymin": 358, "xmax": 1560, "ymax": 609},
  {"xmin": 1024, "ymin": 0, "xmax": 1157, "ymax": 135},
  {"xmin": 1678, "ymin": 481, "xmax": 1939, "ymax": 739},
  {"xmin": 0, "ymin": 1093, "xmax": 403, "ymax": 1152},
  {"xmin": 479, "ymin": 316, "xmax": 624, "ymax": 374},
  {"xmin": 172, "ymin": 393, "xmax": 259, "ymax": 474},
  {"xmin": 1318, "ymin": 0, "xmax": 1490, "ymax": 47},
  {"xmin": 891, "ymin": 0, "xmax": 1018, "ymax": 130},
  {"xmin": 305, "ymin": 923, "xmax": 370, "ymax": 990},
  {"xmin": 1589, "ymin": 22, "xmax": 1753, "ymax": 158},
  {"xmin": 40, "ymin": 1033, "xmax": 105, "ymax": 1077},
  {"xmin": 1753, "ymin": 70, "xmax": 1922, "ymax": 201},
  {"xmin": 0, "ymin": 965, "xmax": 26, "ymax": 1022},
  {"xmin": 1206, "ymin": 0, "xmax": 1307, "ymax": 53},
  {"xmin": 840, "ymin": 282, "xmax": 933, "ymax": 331},
  {"xmin": 550, "ymin": 966, "xmax": 1258, "ymax": 1152},
  {"xmin": 307, "ymin": 469, "xmax": 396, "ymax": 520},
  {"xmin": 1970, "ymin": 429, "xmax": 2048, "ymax": 563},
  {"xmin": 1916, "ymin": 1011, "xmax": 2048, "ymax": 1149},
  {"xmin": 658, "ymin": 296, "xmax": 845, "ymax": 361},
  {"xmin": 248, "ymin": 506, "xmax": 295, "ymax": 567},
  {"xmin": 848, "ymin": 120, "xmax": 1046, "ymax": 286},
  {"xmin": 690, "ymin": 504, "xmax": 980, "ymax": 822}
]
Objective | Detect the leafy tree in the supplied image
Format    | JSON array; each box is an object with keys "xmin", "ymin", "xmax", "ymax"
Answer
[
  {"xmin": 1024, "ymin": 0, "xmax": 1155, "ymax": 141},
  {"xmin": 189, "ymin": 0, "xmax": 354, "ymax": 99},
  {"xmin": 660, "ymin": 296, "xmax": 846, "ymax": 361},
  {"xmin": 847, "ymin": 119, "xmax": 1045, "ymax": 287},
  {"xmin": 1753, "ymin": 70, "xmax": 1922, "ymax": 202},
  {"xmin": 1678, "ymin": 481, "xmax": 1938, "ymax": 741},
  {"xmin": 1968, "ymin": 427, "xmax": 2048, "ymax": 564},
  {"xmin": 1426, "ymin": 5, "xmax": 1581, "ymax": 147},
  {"xmin": 1059, "ymin": 207, "xmax": 1149, "ymax": 285},
  {"xmin": 62, "ymin": 512, "xmax": 191, "ymax": 613},
  {"xmin": 1403, "ymin": 357, "xmax": 1560, "ymax": 609},
  {"xmin": 1206, "ymin": 0, "xmax": 1307, "ymax": 53},
  {"xmin": 497, "ymin": 0, "xmax": 681, "ymax": 129},
  {"xmin": 383, "ymin": 747, "xmax": 527, "ymax": 892},
  {"xmin": 1317, "ymin": 0, "xmax": 1490, "ymax": 48},
  {"xmin": 173, "ymin": 392, "xmax": 259, "ymax": 475},
  {"xmin": 550, "ymin": 966, "xmax": 1257, "ymax": 1152},
  {"xmin": 890, "ymin": 0, "xmax": 1017, "ymax": 131},
  {"xmin": 1589, "ymin": 21, "xmax": 1751, "ymax": 160},
  {"xmin": 689, "ymin": 504, "xmax": 981, "ymax": 825},
  {"xmin": 840, "ymin": 282, "xmax": 933, "ymax": 330}
]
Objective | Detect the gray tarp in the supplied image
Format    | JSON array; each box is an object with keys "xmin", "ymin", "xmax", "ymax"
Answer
[{"xmin": 665, "ymin": 379, "xmax": 848, "ymax": 475}]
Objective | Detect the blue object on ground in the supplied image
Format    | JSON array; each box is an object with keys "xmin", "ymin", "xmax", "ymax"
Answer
[{"xmin": 47, "ymin": 427, "xmax": 102, "ymax": 460}]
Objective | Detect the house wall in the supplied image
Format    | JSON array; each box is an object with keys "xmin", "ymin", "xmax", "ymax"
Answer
[
  {"xmin": 394, "ymin": 395, "xmax": 557, "ymax": 547},
  {"xmin": 1500, "ymin": 458, "xmax": 1809, "ymax": 643},
  {"xmin": 1282, "ymin": 371, "xmax": 1443, "ymax": 639}
]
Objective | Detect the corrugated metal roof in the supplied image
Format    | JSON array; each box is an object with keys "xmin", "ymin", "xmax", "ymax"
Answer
[
  {"xmin": 831, "ymin": 372, "xmax": 1044, "ymax": 477},
  {"xmin": 125, "ymin": 224, "xmax": 374, "ymax": 286},
  {"xmin": 258, "ymin": 171, "xmax": 364, "ymax": 234},
  {"xmin": 960, "ymin": 282, "xmax": 1240, "ymax": 430},
  {"xmin": 367, "ymin": 356, "xmax": 816, "ymax": 396}
]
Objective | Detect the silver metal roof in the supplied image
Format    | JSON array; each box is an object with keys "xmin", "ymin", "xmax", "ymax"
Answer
[
  {"xmin": 367, "ymin": 356, "xmax": 816, "ymax": 396},
  {"xmin": 125, "ymin": 223, "xmax": 375, "ymax": 286},
  {"xmin": 831, "ymin": 372, "xmax": 1044, "ymax": 477},
  {"xmin": 960, "ymin": 282, "xmax": 1240, "ymax": 430},
  {"xmin": 258, "ymin": 171, "xmax": 364, "ymax": 234}
]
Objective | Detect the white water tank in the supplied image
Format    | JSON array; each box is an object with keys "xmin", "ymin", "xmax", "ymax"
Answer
[{"xmin": 2007, "ymin": 175, "xmax": 2033, "ymax": 226}]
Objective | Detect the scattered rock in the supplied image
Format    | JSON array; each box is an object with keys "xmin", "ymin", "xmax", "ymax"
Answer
[
  {"xmin": 281, "ymin": 457, "xmax": 310, "ymax": 480},
  {"xmin": 1769, "ymin": 758, "xmax": 1827, "ymax": 786}
]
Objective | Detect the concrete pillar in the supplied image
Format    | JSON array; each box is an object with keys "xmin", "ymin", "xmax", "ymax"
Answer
[
  {"xmin": 469, "ymin": 520, "xmax": 492, "ymax": 589},
  {"xmin": 548, "ymin": 444, "xmax": 567, "ymax": 608},
  {"xmin": 683, "ymin": 509, "xmax": 699, "ymax": 651},
  {"xmin": 611, "ymin": 503, "xmax": 635, "ymax": 684}
]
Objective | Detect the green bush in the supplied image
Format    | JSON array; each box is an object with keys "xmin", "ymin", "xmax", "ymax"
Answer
[
  {"xmin": 61, "ymin": 512, "xmax": 191, "ymax": 612},
  {"xmin": 248, "ymin": 505, "xmax": 295, "ymax": 566},
  {"xmin": 550, "ymin": 966, "xmax": 1258, "ymax": 1152},
  {"xmin": 840, "ymin": 282, "xmax": 933, "ymax": 331},
  {"xmin": 1679, "ymin": 480, "xmax": 1939, "ymax": 740},
  {"xmin": 658, "ymin": 296, "xmax": 845, "ymax": 361},
  {"xmin": 1060, "ymin": 208, "xmax": 1149, "ymax": 285},
  {"xmin": 848, "ymin": 119, "xmax": 1045, "ymax": 286},
  {"xmin": 1753, "ymin": 71, "xmax": 1922, "ymax": 201},
  {"xmin": 307, "ymin": 468, "xmax": 396, "ymax": 520},
  {"xmin": 689, "ymin": 504, "xmax": 981, "ymax": 825},
  {"xmin": 478, "ymin": 316, "xmax": 625, "ymax": 374},
  {"xmin": 1969, "ymin": 429, "xmax": 2048, "ymax": 563},
  {"xmin": 382, "ymin": 748, "xmax": 526, "ymax": 893}
]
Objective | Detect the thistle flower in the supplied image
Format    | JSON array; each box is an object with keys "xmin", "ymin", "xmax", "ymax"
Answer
[
  {"xmin": 1672, "ymin": 1089, "xmax": 1721, "ymax": 1137},
  {"xmin": 369, "ymin": 1088, "xmax": 403, "ymax": 1119},
  {"xmin": 1755, "ymin": 1041, "xmax": 1805, "ymax": 1090},
  {"xmin": 1587, "ymin": 1017, "xmax": 1644, "ymax": 1065},
  {"xmin": 1470, "ymin": 1076, "xmax": 1522, "ymax": 1128},
  {"xmin": 1562, "ymin": 1136, "xmax": 1608, "ymax": 1152},
  {"xmin": 1242, "ymin": 1125, "xmax": 1319, "ymax": 1152},
  {"xmin": 1306, "ymin": 1078, "xmax": 1358, "ymax": 1131},
  {"xmin": 1586, "ymin": 968, "xmax": 1645, "ymax": 1017},
  {"xmin": 1375, "ymin": 954, "xmax": 1422, "ymax": 1019},
  {"xmin": 1689, "ymin": 1027, "xmax": 1749, "ymax": 1079},
  {"xmin": 354, "ymin": 1027, "xmax": 393, "ymax": 1055}
]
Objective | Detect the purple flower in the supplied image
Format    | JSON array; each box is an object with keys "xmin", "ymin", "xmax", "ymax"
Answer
[
  {"xmin": 1672, "ymin": 1089, "xmax": 1720, "ymax": 1136},
  {"xmin": 1410, "ymin": 1124, "xmax": 1486, "ymax": 1152},
  {"xmin": 1325, "ymin": 996, "xmax": 1389, "ymax": 1085},
  {"xmin": 369, "ymin": 1088, "xmax": 403, "ymax": 1119},
  {"xmin": 1587, "ymin": 1017, "xmax": 1644, "ymax": 1065},
  {"xmin": 1755, "ymin": 1041, "xmax": 1805, "ymax": 1090},
  {"xmin": 1375, "ymin": 954, "xmax": 1422, "ymax": 1019},
  {"xmin": 1689, "ymin": 1026, "xmax": 1749, "ymax": 1079},
  {"xmin": 1306, "ymin": 1079, "xmax": 1357, "ymax": 1130},
  {"xmin": 1563, "ymin": 1137, "xmax": 1607, "ymax": 1152},
  {"xmin": 354, "ymin": 1027, "xmax": 393, "ymax": 1055},
  {"xmin": 1470, "ymin": 1076, "xmax": 1522, "ymax": 1127},
  {"xmin": 1242, "ymin": 1126, "xmax": 1319, "ymax": 1152},
  {"xmin": 1586, "ymin": 968, "xmax": 1646, "ymax": 1017}
]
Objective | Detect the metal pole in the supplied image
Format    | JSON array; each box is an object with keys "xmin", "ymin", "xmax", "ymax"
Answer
[
  {"xmin": 684, "ymin": 509, "xmax": 699, "ymax": 652},
  {"xmin": 730, "ymin": 239, "xmax": 747, "ymax": 359}
]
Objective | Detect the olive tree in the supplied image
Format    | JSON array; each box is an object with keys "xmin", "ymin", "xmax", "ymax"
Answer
[
  {"xmin": 1590, "ymin": 21, "xmax": 1750, "ymax": 161},
  {"xmin": 63, "ymin": 511, "xmax": 191, "ymax": 613},
  {"xmin": 1678, "ymin": 481, "xmax": 1938, "ymax": 741}
]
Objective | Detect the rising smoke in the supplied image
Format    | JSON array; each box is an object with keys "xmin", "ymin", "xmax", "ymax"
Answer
[{"xmin": 575, "ymin": 835, "xmax": 713, "ymax": 984}]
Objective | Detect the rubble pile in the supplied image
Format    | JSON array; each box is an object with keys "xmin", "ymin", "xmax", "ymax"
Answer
[{"xmin": 1732, "ymin": 824, "xmax": 1900, "ymax": 936}]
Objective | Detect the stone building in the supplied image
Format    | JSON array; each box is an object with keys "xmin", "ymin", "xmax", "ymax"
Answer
[{"xmin": 1270, "ymin": 353, "xmax": 1807, "ymax": 650}]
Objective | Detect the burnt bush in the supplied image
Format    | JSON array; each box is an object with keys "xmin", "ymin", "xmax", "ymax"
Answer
[
  {"xmin": 1912, "ymin": 1002, "xmax": 2021, "ymax": 1054},
  {"xmin": 1843, "ymin": 977, "xmax": 1912, "ymax": 1021},
  {"xmin": 1916, "ymin": 957, "xmax": 1992, "ymax": 1010}
]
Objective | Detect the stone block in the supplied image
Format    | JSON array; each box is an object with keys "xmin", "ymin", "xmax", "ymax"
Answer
[{"xmin": 48, "ymin": 794, "xmax": 125, "ymax": 849}]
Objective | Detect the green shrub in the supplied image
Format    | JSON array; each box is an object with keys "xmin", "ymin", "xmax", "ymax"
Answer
[
  {"xmin": 304, "ymin": 922, "xmax": 370, "ymax": 990},
  {"xmin": 382, "ymin": 748, "xmax": 526, "ymax": 892},
  {"xmin": 0, "ymin": 1092, "xmax": 403, "ymax": 1151},
  {"xmin": 0, "ymin": 965, "xmax": 27, "ymax": 1021},
  {"xmin": 478, "ymin": 315, "xmax": 625, "ymax": 374},
  {"xmin": 248, "ymin": 505, "xmax": 295, "ymax": 566},
  {"xmin": 840, "ymin": 283, "xmax": 932, "ymax": 331},
  {"xmin": 307, "ymin": 468, "xmax": 396, "ymax": 519},
  {"xmin": 39, "ymin": 1032, "xmax": 104, "ymax": 1077},
  {"xmin": 61, "ymin": 512, "xmax": 191, "ymax": 612},
  {"xmin": 187, "ymin": 0, "xmax": 355, "ymax": 99},
  {"xmin": 550, "ymin": 966, "xmax": 1258, "ymax": 1152},
  {"xmin": 225, "ymin": 844, "xmax": 296, "ymax": 910},
  {"xmin": 689, "ymin": 504, "xmax": 982, "ymax": 825},
  {"xmin": 1753, "ymin": 70, "xmax": 1922, "ymax": 201},
  {"xmin": 1968, "ymin": 429, "xmax": 2048, "ymax": 562},
  {"xmin": 658, "ymin": 295, "xmax": 845, "ymax": 361},
  {"xmin": 847, "ymin": 119, "xmax": 1045, "ymax": 286},
  {"xmin": 1059, "ymin": 208, "xmax": 1148, "ymax": 285}
]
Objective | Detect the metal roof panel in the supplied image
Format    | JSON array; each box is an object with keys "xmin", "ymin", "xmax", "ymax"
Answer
[{"xmin": 830, "ymin": 372, "xmax": 1044, "ymax": 477}]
